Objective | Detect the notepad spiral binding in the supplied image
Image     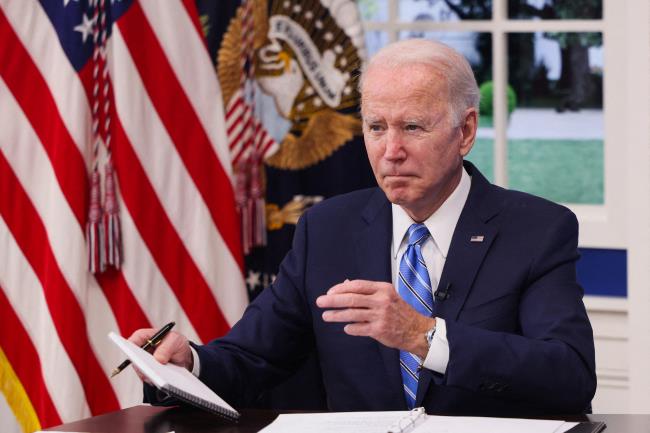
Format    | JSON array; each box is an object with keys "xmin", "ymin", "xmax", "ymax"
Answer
[
  {"xmin": 387, "ymin": 407, "xmax": 427, "ymax": 433},
  {"xmin": 165, "ymin": 384, "xmax": 240, "ymax": 421}
]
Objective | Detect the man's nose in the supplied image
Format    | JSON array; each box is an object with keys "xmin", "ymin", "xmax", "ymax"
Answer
[{"xmin": 384, "ymin": 130, "xmax": 406, "ymax": 161}]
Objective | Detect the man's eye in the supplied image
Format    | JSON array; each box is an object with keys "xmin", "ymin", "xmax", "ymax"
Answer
[
  {"xmin": 405, "ymin": 124, "xmax": 421, "ymax": 131},
  {"xmin": 368, "ymin": 124, "xmax": 384, "ymax": 132}
]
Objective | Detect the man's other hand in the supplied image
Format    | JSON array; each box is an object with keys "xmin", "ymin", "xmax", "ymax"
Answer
[
  {"xmin": 128, "ymin": 329, "xmax": 194, "ymax": 382},
  {"xmin": 316, "ymin": 280, "xmax": 435, "ymax": 358}
]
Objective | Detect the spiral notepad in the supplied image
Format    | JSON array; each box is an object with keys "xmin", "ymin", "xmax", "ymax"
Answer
[{"xmin": 108, "ymin": 332, "xmax": 240, "ymax": 421}]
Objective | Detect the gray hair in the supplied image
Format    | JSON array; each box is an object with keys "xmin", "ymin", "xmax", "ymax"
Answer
[{"xmin": 359, "ymin": 38, "xmax": 480, "ymax": 126}]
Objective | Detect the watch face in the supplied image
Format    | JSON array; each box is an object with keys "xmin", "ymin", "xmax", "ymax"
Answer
[{"xmin": 426, "ymin": 327, "xmax": 436, "ymax": 345}]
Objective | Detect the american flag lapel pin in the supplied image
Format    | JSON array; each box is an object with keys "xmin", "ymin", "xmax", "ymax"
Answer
[{"xmin": 470, "ymin": 235, "xmax": 485, "ymax": 243}]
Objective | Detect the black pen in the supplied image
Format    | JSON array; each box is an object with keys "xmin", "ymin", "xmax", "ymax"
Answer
[{"xmin": 110, "ymin": 321, "xmax": 175, "ymax": 378}]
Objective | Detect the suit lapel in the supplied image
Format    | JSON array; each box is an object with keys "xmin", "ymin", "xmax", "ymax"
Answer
[
  {"xmin": 433, "ymin": 210, "xmax": 498, "ymax": 321},
  {"xmin": 434, "ymin": 162, "xmax": 501, "ymax": 321},
  {"xmin": 354, "ymin": 189, "xmax": 405, "ymax": 408},
  {"xmin": 355, "ymin": 190, "xmax": 392, "ymax": 284},
  {"xmin": 417, "ymin": 162, "xmax": 501, "ymax": 406}
]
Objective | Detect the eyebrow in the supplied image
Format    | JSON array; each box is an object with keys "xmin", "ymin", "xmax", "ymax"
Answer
[
  {"xmin": 362, "ymin": 115, "xmax": 384, "ymax": 123},
  {"xmin": 401, "ymin": 117, "xmax": 429, "ymax": 124},
  {"xmin": 361, "ymin": 108, "xmax": 446, "ymax": 127}
]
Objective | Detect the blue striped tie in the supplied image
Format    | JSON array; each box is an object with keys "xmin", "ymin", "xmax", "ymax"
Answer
[{"xmin": 397, "ymin": 223, "xmax": 434, "ymax": 409}]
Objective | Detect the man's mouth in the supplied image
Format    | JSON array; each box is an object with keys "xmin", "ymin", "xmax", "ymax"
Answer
[{"xmin": 384, "ymin": 174, "xmax": 414, "ymax": 179}]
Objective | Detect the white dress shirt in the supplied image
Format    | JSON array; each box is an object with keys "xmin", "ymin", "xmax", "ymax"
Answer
[
  {"xmin": 391, "ymin": 167, "xmax": 471, "ymax": 374},
  {"xmin": 191, "ymin": 167, "xmax": 471, "ymax": 377}
]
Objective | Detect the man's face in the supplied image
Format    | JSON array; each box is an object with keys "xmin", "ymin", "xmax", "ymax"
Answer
[{"xmin": 361, "ymin": 63, "xmax": 474, "ymax": 221}]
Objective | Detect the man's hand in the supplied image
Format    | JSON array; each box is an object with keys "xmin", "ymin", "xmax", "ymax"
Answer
[
  {"xmin": 316, "ymin": 280, "xmax": 435, "ymax": 358},
  {"xmin": 128, "ymin": 329, "xmax": 194, "ymax": 382}
]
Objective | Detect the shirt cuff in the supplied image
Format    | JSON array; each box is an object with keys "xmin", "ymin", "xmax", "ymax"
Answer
[
  {"xmin": 189, "ymin": 345, "xmax": 201, "ymax": 377},
  {"xmin": 422, "ymin": 317, "xmax": 449, "ymax": 374}
]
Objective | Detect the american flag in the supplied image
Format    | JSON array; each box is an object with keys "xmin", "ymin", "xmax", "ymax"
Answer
[{"xmin": 0, "ymin": 1, "xmax": 248, "ymax": 432}]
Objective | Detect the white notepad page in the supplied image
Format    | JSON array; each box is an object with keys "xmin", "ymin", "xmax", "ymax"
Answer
[{"xmin": 108, "ymin": 332, "xmax": 237, "ymax": 415}]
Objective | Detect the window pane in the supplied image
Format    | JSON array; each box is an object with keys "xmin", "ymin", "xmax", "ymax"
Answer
[
  {"xmin": 358, "ymin": 0, "xmax": 389, "ymax": 22},
  {"xmin": 364, "ymin": 31, "xmax": 389, "ymax": 58},
  {"xmin": 399, "ymin": 0, "xmax": 492, "ymax": 22},
  {"xmin": 398, "ymin": 31, "xmax": 494, "ymax": 180},
  {"xmin": 507, "ymin": 32, "xmax": 604, "ymax": 204},
  {"xmin": 508, "ymin": 0, "xmax": 602, "ymax": 20}
]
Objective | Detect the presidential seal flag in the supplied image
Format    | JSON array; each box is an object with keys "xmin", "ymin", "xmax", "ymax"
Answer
[
  {"xmin": 196, "ymin": 0, "xmax": 375, "ymax": 408},
  {"xmin": 197, "ymin": 0, "xmax": 375, "ymax": 299},
  {"xmin": 0, "ymin": 1, "xmax": 247, "ymax": 432}
]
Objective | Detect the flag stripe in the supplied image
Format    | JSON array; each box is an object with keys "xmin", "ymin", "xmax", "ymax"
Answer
[
  {"xmin": 180, "ymin": 0, "xmax": 206, "ymax": 50},
  {"xmin": 231, "ymin": 115, "xmax": 255, "ymax": 153},
  {"xmin": 117, "ymin": 201, "xmax": 201, "ymax": 342},
  {"xmin": 262, "ymin": 135, "xmax": 278, "ymax": 155},
  {"xmin": 142, "ymin": 0, "xmax": 233, "ymax": 178},
  {"xmin": 0, "ymin": 9, "xmax": 87, "ymax": 225},
  {"xmin": 96, "ymin": 271, "xmax": 151, "ymax": 337},
  {"xmin": 228, "ymin": 115, "xmax": 246, "ymax": 145},
  {"xmin": 82, "ymin": 277, "xmax": 144, "ymax": 410},
  {"xmin": 0, "ymin": 291, "xmax": 60, "ymax": 429},
  {"xmin": 0, "ymin": 214, "xmax": 90, "ymax": 424},
  {"xmin": 117, "ymin": 3, "xmax": 244, "ymax": 270},
  {"xmin": 226, "ymin": 96, "xmax": 247, "ymax": 128},
  {"xmin": 225, "ymin": 92, "xmax": 279, "ymax": 160},
  {"xmin": 110, "ymin": 24, "xmax": 247, "ymax": 328},
  {"xmin": 0, "ymin": 152, "xmax": 120, "ymax": 415},
  {"xmin": 111, "ymin": 115, "xmax": 231, "ymax": 342}
]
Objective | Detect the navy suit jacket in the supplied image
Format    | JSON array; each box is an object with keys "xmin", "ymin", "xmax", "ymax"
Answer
[{"xmin": 190, "ymin": 162, "xmax": 596, "ymax": 416}]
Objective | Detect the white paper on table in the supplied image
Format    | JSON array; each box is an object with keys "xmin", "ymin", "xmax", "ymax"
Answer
[
  {"xmin": 258, "ymin": 411, "xmax": 580, "ymax": 433},
  {"xmin": 412, "ymin": 416, "xmax": 578, "ymax": 433},
  {"xmin": 258, "ymin": 411, "xmax": 411, "ymax": 433}
]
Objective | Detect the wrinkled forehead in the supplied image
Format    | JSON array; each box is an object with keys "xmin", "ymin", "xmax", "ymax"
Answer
[
  {"xmin": 361, "ymin": 60, "xmax": 447, "ymax": 89},
  {"xmin": 360, "ymin": 63, "xmax": 450, "ymax": 113}
]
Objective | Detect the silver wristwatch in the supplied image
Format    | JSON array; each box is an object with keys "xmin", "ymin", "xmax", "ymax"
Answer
[{"xmin": 425, "ymin": 325, "xmax": 437, "ymax": 347}]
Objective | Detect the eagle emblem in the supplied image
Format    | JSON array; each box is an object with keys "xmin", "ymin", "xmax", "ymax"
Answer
[{"xmin": 216, "ymin": 0, "xmax": 366, "ymax": 170}]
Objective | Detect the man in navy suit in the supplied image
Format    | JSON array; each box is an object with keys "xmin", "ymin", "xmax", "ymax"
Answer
[{"xmin": 131, "ymin": 38, "xmax": 596, "ymax": 415}]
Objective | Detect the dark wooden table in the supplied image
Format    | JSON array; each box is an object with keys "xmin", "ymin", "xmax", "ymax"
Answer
[{"xmin": 45, "ymin": 405, "xmax": 650, "ymax": 433}]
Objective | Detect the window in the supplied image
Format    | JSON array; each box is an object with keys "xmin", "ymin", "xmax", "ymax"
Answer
[{"xmin": 358, "ymin": 0, "xmax": 624, "ymax": 249}]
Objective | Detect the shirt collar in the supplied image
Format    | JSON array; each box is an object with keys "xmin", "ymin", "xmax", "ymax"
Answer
[{"xmin": 391, "ymin": 167, "xmax": 471, "ymax": 259}]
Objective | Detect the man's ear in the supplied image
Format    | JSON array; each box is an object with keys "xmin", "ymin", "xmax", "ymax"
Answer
[{"xmin": 459, "ymin": 108, "xmax": 478, "ymax": 157}]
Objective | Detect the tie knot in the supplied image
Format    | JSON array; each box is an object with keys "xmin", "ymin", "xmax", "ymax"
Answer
[{"xmin": 407, "ymin": 223, "xmax": 430, "ymax": 246}]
